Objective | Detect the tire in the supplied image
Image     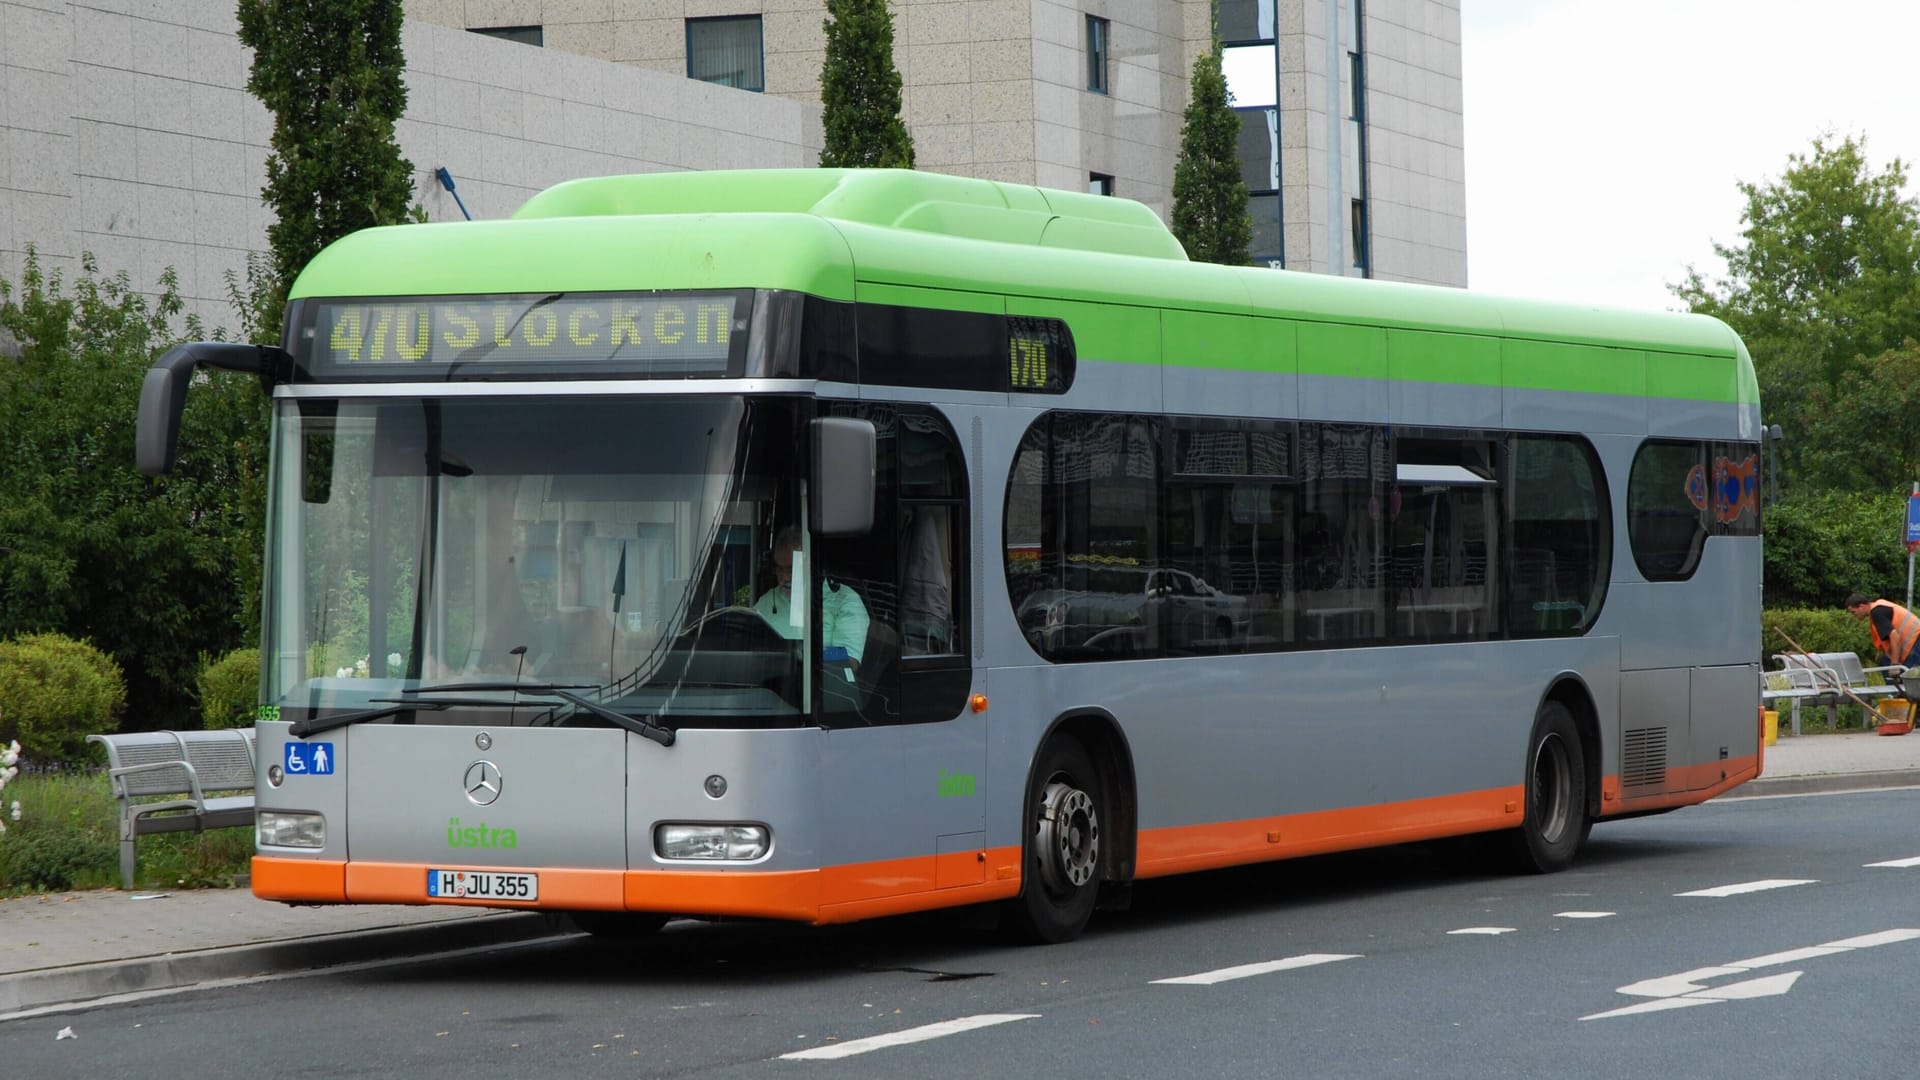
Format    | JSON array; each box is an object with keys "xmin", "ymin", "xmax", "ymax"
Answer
[
  {"xmin": 567, "ymin": 911, "xmax": 669, "ymax": 939},
  {"xmin": 1005, "ymin": 736, "xmax": 1104, "ymax": 944},
  {"xmin": 1503, "ymin": 700, "xmax": 1590, "ymax": 873}
]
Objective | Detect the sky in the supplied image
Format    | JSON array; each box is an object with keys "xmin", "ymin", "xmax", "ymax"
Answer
[{"xmin": 1460, "ymin": 0, "xmax": 1920, "ymax": 313}]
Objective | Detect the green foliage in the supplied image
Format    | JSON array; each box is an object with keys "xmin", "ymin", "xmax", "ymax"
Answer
[
  {"xmin": 0, "ymin": 633, "xmax": 127, "ymax": 762},
  {"xmin": 1674, "ymin": 135, "xmax": 1920, "ymax": 491},
  {"xmin": 818, "ymin": 0, "xmax": 916, "ymax": 169},
  {"xmin": 0, "ymin": 250, "xmax": 270, "ymax": 731},
  {"xmin": 0, "ymin": 770, "xmax": 252, "ymax": 893},
  {"xmin": 1762, "ymin": 489, "xmax": 1908, "ymax": 607},
  {"xmin": 1759, "ymin": 607, "xmax": 1874, "ymax": 666},
  {"xmin": 0, "ymin": 829, "xmax": 117, "ymax": 892},
  {"xmin": 198, "ymin": 648, "xmax": 262, "ymax": 730},
  {"xmin": 1171, "ymin": 48, "xmax": 1252, "ymax": 265},
  {"xmin": 237, "ymin": 0, "xmax": 419, "ymax": 337}
]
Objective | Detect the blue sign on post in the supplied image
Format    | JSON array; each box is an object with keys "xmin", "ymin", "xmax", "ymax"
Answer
[
  {"xmin": 284, "ymin": 741, "xmax": 334, "ymax": 776},
  {"xmin": 1907, "ymin": 495, "xmax": 1920, "ymax": 553}
]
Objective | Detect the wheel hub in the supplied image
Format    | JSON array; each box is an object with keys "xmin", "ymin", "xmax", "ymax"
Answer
[{"xmin": 1037, "ymin": 780, "xmax": 1099, "ymax": 893}]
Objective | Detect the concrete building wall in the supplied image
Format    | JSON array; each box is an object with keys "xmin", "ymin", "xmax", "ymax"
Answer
[{"xmin": 0, "ymin": 1, "xmax": 819, "ymax": 327}]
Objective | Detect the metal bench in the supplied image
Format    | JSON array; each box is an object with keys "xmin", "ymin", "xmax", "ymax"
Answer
[
  {"xmin": 1761, "ymin": 652, "xmax": 1906, "ymax": 736},
  {"xmin": 86, "ymin": 729, "xmax": 257, "ymax": 889}
]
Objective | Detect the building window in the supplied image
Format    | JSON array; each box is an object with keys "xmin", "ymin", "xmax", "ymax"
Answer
[
  {"xmin": 1086, "ymin": 16, "xmax": 1110, "ymax": 94},
  {"xmin": 471, "ymin": 26, "xmax": 542, "ymax": 46},
  {"xmin": 687, "ymin": 16, "xmax": 764, "ymax": 92},
  {"xmin": 1089, "ymin": 173, "xmax": 1114, "ymax": 196},
  {"xmin": 1350, "ymin": 198, "xmax": 1369, "ymax": 270}
]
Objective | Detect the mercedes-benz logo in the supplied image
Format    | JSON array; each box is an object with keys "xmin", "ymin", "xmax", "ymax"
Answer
[{"xmin": 463, "ymin": 760, "xmax": 502, "ymax": 806}]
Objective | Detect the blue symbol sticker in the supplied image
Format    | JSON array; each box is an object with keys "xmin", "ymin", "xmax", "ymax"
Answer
[{"xmin": 284, "ymin": 741, "xmax": 334, "ymax": 776}]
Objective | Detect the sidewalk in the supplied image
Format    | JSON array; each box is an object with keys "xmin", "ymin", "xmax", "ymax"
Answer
[{"xmin": 3, "ymin": 730, "xmax": 1916, "ymax": 1017}]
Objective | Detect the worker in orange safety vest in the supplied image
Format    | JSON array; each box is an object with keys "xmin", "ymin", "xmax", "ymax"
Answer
[{"xmin": 1844, "ymin": 593, "xmax": 1920, "ymax": 670}]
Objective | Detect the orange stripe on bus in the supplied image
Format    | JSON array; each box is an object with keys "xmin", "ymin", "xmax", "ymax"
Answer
[
  {"xmin": 1134, "ymin": 786, "xmax": 1526, "ymax": 878},
  {"xmin": 253, "ymin": 856, "xmax": 346, "ymax": 902}
]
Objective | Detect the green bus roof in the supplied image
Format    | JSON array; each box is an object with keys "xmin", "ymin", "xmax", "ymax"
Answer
[{"xmin": 289, "ymin": 169, "xmax": 1753, "ymax": 403}]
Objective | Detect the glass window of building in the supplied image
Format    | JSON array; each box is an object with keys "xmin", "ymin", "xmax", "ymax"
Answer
[
  {"xmin": 471, "ymin": 26, "xmax": 542, "ymax": 46},
  {"xmin": 1086, "ymin": 17, "xmax": 1110, "ymax": 94},
  {"xmin": 1089, "ymin": 173, "xmax": 1114, "ymax": 196},
  {"xmin": 687, "ymin": 16, "xmax": 765, "ymax": 92}
]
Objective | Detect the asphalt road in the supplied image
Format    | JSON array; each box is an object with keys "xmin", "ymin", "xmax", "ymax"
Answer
[{"xmin": 4, "ymin": 788, "xmax": 1917, "ymax": 1079}]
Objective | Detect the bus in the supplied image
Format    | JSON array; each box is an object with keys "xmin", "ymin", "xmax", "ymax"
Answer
[{"xmin": 138, "ymin": 168, "xmax": 1763, "ymax": 944}]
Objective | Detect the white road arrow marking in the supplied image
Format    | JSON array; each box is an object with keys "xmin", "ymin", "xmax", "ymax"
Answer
[
  {"xmin": 1153, "ymin": 953, "xmax": 1361, "ymax": 985},
  {"xmin": 1553, "ymin": 911, "xmax": 1615, "ymax": 919},
  {"xmin": 1675, "ymin": 878, "xmax": 1816, "ymax": 897},
  {"xmin": 1446, "ymin": 926, "xmax": 1517, "ymax": 935},
  {"xmin": 1586, "ymin": 928, "xmax": 1920, "ymax": 1021},
  {"xmin": 1865, "ymin": 856, "xmax": 1920, "ymax": 868}
]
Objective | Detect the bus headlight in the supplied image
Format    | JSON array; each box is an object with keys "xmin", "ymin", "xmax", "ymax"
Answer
[
  {"xmin": 654, "ymin": 823, "xmax": 769, "ymax": 861},
  {"xmin": 257, "ymin": 811, "xmax": 326, "ymax": 849}
]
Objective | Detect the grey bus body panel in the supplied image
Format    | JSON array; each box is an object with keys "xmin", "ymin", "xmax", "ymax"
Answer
[{"xmin": 252, "ymin": 340, "xmax": 1759, "ymax": 892}]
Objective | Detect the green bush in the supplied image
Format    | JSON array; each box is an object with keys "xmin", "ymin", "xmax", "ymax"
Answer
[
  {"xmin": 1760, "ymin": 607, "xmax": 1875, "ymax": 666},
  {"xmin": 0, "ymin": 828, "xmax": 116, "ymax": 891},
  {"xmin": 1764, "ymin": 491, "xmax": 1907, "ymax": 608},
  {"xmin": 198, "ymin": 647, "xmax": 261, "ymax": 729},
  {"xmin": 0, "ymin": 633, "xmax": 127, "ymax": 761}
]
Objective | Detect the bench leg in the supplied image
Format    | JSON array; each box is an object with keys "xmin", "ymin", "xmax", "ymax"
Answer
[{"xmin": 119, "ymin": 834, "xmax": 137, "ymax": 891}]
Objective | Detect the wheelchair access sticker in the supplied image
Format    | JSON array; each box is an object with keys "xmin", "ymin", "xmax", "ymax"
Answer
[{"xmin": 284, "ymin": 741, "xmax": 334, "ymax": 776}]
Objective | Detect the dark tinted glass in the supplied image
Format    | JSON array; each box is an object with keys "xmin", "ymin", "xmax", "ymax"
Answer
[
  {"xmin": 1509, "ymin": 436, "xmax": 1608, "ymax": 634},
  {"xmin": 1628, "ymin": 440, "xmax": 1708, "ymax": 581}
]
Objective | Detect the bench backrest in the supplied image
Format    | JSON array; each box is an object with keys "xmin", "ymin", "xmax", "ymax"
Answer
[
  {"xmin": 1777, "ymin": 651, "xmax": 1868, "ymax": 687},
  {"xmin": 88, "ymin": 729, "xmax": 257, "ymax": 797}
]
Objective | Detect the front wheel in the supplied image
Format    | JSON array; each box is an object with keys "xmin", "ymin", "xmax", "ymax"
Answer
[
  {"xmin": 1503, "ymin": 700, "xmax": 1590, "ymax": 873},
  {"xmin": 1004, "ymin": 736, "xmax": 1104, "ymax": 944}
]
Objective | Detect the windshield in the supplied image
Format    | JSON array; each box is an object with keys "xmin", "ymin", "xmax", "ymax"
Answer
[{"xmin": 262, "ymin": 395, "xmax": 811, "ymax": 729}]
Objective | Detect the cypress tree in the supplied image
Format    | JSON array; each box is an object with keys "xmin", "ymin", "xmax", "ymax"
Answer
[
  {"xmin": 237, "ymin": 0, "xmax": 420, "ymax": 339},
  {"xmin": 1170, "ymin": 46, "xmax": 1253, "ymax": 265},
  {"xmin": 819, "ymin": 0, "xmax": 916, "ymax": 168}
]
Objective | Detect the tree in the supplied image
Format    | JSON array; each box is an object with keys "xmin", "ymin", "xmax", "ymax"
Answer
[
  {"xmin": 237, "ymin": 0, "xmax": 419, "ymax": 340},
  {"xmin": 1170, "ymin": 46, "xmax": 1252, "ymax": 265},
  {"xmin": 818, "ymin": 0, "xmax": 915, "ymax": 169},
  {"xmin": 0, "ymin": 252, "xmax": 269, "ymax": 731},
  {"xmin": 1674, "ymin": 135, "xmax": 1920, "ymax": 491}
]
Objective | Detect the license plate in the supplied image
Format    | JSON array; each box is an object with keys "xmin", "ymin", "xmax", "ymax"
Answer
[{"xmin": 427, "ymin": 868, "xmax": 538, "ymax": 902}]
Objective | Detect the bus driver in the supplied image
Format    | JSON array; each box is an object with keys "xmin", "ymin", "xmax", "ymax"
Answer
[{"xmin": 753, "ymin": 527, "xmax": 869, "ymax": 669}]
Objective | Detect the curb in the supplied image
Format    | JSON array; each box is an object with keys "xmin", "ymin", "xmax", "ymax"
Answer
[
  {"xmin": 1723, "ymin": 769, "xmax": 1920, "ymax": 800},
  {"xmin": 0, "ymin": 911, "xmax": 565, "ymax": 1017}
]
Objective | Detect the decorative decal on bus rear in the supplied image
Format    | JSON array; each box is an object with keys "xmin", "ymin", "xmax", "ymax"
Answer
[{"xmin": 446, "ymin": 817, "xmax": 519, "ymax": 849}]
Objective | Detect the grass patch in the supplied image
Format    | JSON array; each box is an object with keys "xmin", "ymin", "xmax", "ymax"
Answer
[{"xmin": 0, "ymin": 767, "xmax": 252, "ymax": 894}]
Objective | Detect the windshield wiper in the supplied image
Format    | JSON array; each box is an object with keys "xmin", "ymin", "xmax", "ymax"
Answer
[
  {"xmin": 550, "ymin": 689, "xmax": 675, "ymax": 747},
  {"xmin": 402, "ymin": 681, "xmax": 594, "ymax": 695},
  {"xmin": 289, "ymin": 700, "xmax": 449, "ymax": 739}
]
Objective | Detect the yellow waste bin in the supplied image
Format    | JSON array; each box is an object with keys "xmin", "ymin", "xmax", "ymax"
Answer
[{"xmin": 1762, "ymin": 709, "xmax": 1778, "ymax": 747}]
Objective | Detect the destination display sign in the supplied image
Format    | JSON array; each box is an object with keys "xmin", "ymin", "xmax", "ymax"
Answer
[{"xmin": 306, "ymin": 292, "xmax": 742, "ymax": 374}]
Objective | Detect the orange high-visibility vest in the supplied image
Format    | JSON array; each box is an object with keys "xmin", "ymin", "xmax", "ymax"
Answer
[{"xmin": 1868, "ymin": 600, "xmax": 1920, "ymax": 665}]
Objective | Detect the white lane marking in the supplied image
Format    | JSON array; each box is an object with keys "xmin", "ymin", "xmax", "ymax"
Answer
[
  {"xmin": 1585, "ymin": 928, "xmax": 1920, "ymax": 1020},
  {"xmin": 1446, "ymin": 927, "xmax": 1516, "ymax": 935},
  {"xmin": 1824, "ymin": 928, "xmax": 1920, "ymax": 949},
  {"xmin": 1152, "ymin": 953, "xmax": 1361, "ymax": 986},
  {"xmin": 1675, "ymin": 879, "xmax": 1816, "ymax": 897},
  {"xmin": 1554, "ymin": 911, "xmax": 1615, "ymax": 919},
  {"xmin": 1865, "ymin": 856, "xmax": 1920, "ymax": 868},
  {"xmin": 779, "ymin": 1015, "xmax": 1039, "ymax": 1060}
]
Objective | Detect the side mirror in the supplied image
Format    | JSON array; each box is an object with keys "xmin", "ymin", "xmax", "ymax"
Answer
[
  {"xmin": 811, "ymin": 417, "xmax": 875, "ymax": 537},
  {"xmin": 136, "ymin": 342, "xmax": 288, "ymax": 475}
]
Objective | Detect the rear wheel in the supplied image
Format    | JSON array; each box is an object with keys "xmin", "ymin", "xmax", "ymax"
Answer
[
  {"xmin": 1504, "ymin": 700, "xmax": 1590, "ymax": 872},
  {"xmin": 1005, "ymin": 736, "xmax": 1104, "ymax": 944},
  {"xmin": 567, "ymin": 911, "xmax": 669, "ymax": 939}
]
